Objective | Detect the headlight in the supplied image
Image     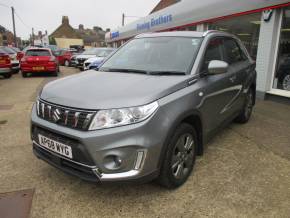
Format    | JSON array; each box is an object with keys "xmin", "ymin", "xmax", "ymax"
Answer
[{"xmin": 89, "ymin": 101, "xmax": 158, "ymax": 130}]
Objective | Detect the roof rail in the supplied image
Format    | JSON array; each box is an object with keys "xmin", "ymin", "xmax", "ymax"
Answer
[{"xmin": 202, "ymin": 30, "xmax": 219, "ymax": 37}]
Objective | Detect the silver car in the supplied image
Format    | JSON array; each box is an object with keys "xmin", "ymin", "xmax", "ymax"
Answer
[{"xmin": 31, "ymin": 31, "xmax": 256, "ymax": 188}]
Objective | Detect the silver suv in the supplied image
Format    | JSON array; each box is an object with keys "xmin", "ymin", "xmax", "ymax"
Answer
[{"xmin": 31, "ymin": 31, "xmax": 256, "ymax": 188}]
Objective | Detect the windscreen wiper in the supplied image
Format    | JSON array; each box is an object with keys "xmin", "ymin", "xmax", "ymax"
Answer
[
  {"xmin": 104, "ymin": 68, "xmax": 149, "ymax": 74},
  {"xmin": 148, "ymin": 71, "xmax": 186, "ymax": 76}
]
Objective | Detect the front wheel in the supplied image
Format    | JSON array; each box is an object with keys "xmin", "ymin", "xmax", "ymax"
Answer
[
  {"xmin": 157, "ymin": 123, "xmax": 197, "ymax": 189},
  {"xmin": 235, "ymin": 88, "xmax": 254, "ymax": 123}
]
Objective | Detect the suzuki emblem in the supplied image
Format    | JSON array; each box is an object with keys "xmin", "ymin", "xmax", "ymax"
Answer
[{"xmin": 52, "ymin": 108, "xmax": 61, "ymax": 123}]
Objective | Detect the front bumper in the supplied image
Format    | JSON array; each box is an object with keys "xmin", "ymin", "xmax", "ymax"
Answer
[{"xmin": 31, "ymin": 103, "xmax": 168, "ymax": 182}]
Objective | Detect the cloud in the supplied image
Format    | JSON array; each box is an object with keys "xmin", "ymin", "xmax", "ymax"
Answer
[{"xmin": 0, "ymin": 0, "xmax": 159, "ymax": 39}]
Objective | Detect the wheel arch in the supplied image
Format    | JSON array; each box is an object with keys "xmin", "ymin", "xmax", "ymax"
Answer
[{"xmin": 158, "ymin": 110, "xmax": 204, "ymax": 169}]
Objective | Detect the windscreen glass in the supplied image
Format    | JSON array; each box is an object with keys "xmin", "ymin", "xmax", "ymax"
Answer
[
  {"xmin": 26, "ymin": 50, "xmax": 51, "ymax": 56},
  {"xmin": 100, "ymin": 37, "xmax": 202, "ymax": 74}
]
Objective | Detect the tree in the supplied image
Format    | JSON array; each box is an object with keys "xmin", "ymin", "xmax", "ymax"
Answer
[{"xmin": 49, "ymin": 37, "xmax": 56, "ymax": 45}]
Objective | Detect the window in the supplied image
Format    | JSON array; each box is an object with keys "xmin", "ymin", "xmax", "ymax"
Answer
[
  {"xmin": 223, "ymin": 38, "xmax": 247, "ymax": 64},
  {"xmin": 208, "ymin": 12, "xmax": 261, "ymax": 60},
  {"xmin": 273, "ymin": 7, "xmax": 290, "ymax": 91},
  {"xmin": 100, "ymin": 37, "xmax": 202, "ymax": 74},
  {"xmin": 201, "ymin": 38, "xmax": 224, "ymax": 72},
  {"xmin": 26, "ymin": 50, "xmax": 51, "ymax": 56}
]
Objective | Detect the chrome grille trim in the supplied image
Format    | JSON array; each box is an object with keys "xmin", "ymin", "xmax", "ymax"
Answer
[{"xmin": 36, "ymin": 100, "xmax": 96, "ymax": 131}]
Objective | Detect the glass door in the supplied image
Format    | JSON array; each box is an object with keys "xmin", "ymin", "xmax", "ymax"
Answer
[{"xmin": 272, "ymin": 7, "xmax": 290, "ymax": 94}]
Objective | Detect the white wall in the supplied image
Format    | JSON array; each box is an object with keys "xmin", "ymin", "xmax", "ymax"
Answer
[{"xmin": 255, "ymin": 9, "xmax": 282, "ymax": 98}]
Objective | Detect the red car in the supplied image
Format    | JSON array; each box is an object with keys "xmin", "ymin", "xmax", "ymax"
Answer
[
  {"xmin": 54, "ymin": 50, "xmax": 72, "ymax": 66},
  {"xmin": 20, "ymin": 48, "xmax": 59, "ymax": 77},
  {"xmin": 0, "ymin": 48, "xmax": 12, "ymax": 79}
]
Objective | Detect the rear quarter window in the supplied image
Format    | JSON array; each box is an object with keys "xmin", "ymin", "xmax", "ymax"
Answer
[{"xmin": 26, "ymin": 50, "xmax": 51, "ymax": 56}]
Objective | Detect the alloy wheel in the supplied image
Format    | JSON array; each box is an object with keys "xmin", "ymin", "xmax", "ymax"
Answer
[
  {"xmin": 171, "ymin": 133, "xmax": 195, "ymax": 180},
  {"xmin": 282, "ymin": 75, "xmax": 290, "ymax": 91}
]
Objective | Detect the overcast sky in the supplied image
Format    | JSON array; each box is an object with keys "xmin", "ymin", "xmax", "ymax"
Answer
[{"xmin": 0, "ymin": 0, "xmax": 160, "ymax": 39}]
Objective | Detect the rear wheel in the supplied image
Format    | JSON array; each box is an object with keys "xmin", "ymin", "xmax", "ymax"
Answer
[
  {"xmin": 157, "ymin": 123, "xmax": 197, "ymax": 189},
  {"xmin": 235, "ymin": 88, "xmax": 254, "ymax": 123},
  {"xmin": 3, "ymin": 72, "xmax": 12, "ymax": 79},
  {"xmin": 21, "ymin": 72, "xmax": 28, "ymax": 78},
  {"xmin": 52, "ymin": 71, "xmax": 58, "ymax": 77}
]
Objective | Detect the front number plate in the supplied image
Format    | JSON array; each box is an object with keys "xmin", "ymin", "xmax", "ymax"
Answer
[{"xmin": 38, "ymin": 134, "xmax": 73, "ymax": 159}]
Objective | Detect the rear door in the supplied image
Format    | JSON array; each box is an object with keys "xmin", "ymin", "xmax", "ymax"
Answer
[{"xmin": 222, "ymin": 37, "xmax": 251, "ymax": 113}]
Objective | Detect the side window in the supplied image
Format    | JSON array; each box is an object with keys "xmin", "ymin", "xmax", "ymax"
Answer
[
  {"xmin": 223, "ymin": 38, "xmax": 247, "ymax": 65},
  {"xmin": 201, "ymin": 38, "xmax": 224, "ymax": 72}
]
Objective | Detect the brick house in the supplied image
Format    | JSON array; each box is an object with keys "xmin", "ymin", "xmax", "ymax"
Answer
[
  {"xmin": 0, "ymin": 25, "xmax": 21, "ymax": 46},
  {"xmin": 50, "ymin": 16, "xmax": 107, "ymax": 48}
]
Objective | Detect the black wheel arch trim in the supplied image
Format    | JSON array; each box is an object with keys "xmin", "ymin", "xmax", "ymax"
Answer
[{"xmin": 157, "ymin": 109, "xmax": 204, "ymax": 169}]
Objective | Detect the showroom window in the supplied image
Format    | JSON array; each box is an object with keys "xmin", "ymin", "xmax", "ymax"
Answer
[
  {"xmin": 208, "ymin": 12, "xmax": 262, "ymax": 60},
  {"xmin": 272, "ymin": 7, "xmax": 290, "ymax": 92}
]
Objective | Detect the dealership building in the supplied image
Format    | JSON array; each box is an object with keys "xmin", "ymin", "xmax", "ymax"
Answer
[{"xmin": 105, "ymin": 0, "xmax": 290, "ymax": 100}]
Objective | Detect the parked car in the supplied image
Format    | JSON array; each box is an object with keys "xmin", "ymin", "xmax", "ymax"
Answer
[
  {"xmin": 0, "ymin": 46, "xmax": 20, "ymax": 73},
  {"xmin": 276, "ymin": 54, "xmax": 290, "ymax": 91},
  {"xmin": 16, "ymin": 46, "xmax": 33, "ymax": 61},
  {"xmin": 83, "ymin": 48, "xmax": 116, "ymax": 70},
  {"xmin": 54, "ymin": 49, "xmax": 73, "ymax": 66},
  {"xmin": 31, "ymin": 31, "xmax": 256, "ymax": 189},
  {"xmin": 76, "ymin": 48, "xmax": 110, "ymax": 70},
  {"xmin": 20, "ymin": 48, "xmax": 59, "ymax": 77},
  {"xmin": 69, "ymin": 53, "xmax": 80, "ymax": 67},
  {"xmin": 0, "ymin": 48, "xmax": 12, "ymax": 78}
]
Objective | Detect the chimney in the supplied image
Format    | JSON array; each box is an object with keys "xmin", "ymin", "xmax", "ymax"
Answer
[
  {"xmin": 62, "ymin": 16, "xmax": 69, "ymax": 25},
  {"xmin": 79, "ymin": 24, "xmax": 84, "ymax": 31}
]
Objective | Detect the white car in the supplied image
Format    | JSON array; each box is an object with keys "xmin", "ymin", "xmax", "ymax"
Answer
[{"xmin": 76, "ymin": 48, "xmax": 115, "ymax": 70}]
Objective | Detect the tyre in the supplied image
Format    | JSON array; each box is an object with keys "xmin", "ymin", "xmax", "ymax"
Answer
[
  {"xmin": 64, "ymin": 60, "xmax": 69, "ymax": 67},
  {"xmin": 3, "ymin": 72, "xmax": 12, "ymax": 79},
  {"xmin": 22, "ymin": 72, "xmax": 28, "ymax": 78},
  {"xmin": 157, "ymin": 123, "xmax": 197, "ymax": 189},
  {"xmin": 52, "ymin": 71, "xmax": 58, "ymax": 77},
  {"xmin": 13, "ymin": 69, "xmax": 20, "ymax": 74},
  {"xmin": 235, "ymin": 88, "xmax": 254, "ymax": 123},
  {"xmin": 278, "ymin": 72, "xmax": 290, "ymax": 91}
]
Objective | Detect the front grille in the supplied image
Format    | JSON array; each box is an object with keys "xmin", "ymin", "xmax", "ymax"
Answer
[
  {"xmin": 33, "ymin": 144, "xmax": 98, "ymax": 182},
  {"xmin": 77, "ymin": 58, "xmax": 86, "ymax": 65},
  {"xmin": 37, "ymin": 100, "xmax": 95, "ymax": 131}
]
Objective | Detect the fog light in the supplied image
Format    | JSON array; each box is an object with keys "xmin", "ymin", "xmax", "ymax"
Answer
[
  {"xmin": 115, "ymin": 156, "xmax": 122, "ymax": 166},
  {"xmin": 103, "ymin": 155, "xmax": 123, "ymax": 170},
  {"xmin": 134, "ymin": 151, "xmax": 145, "ymax": 170}
]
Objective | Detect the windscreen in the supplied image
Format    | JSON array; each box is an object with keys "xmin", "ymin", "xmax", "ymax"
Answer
[
  {"xmin": 0, "ymin": 47, "xmax": 15, "ymax": 54},
  {"xmin": 26, "ymin": 50, "xmax": 51, "ymax": 56},
  {"xmin": 100, "ymin": 37, "xmax": 202, "ymax": 74}
]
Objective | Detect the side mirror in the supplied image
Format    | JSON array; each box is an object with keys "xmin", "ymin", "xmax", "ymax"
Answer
[{"xmin": 208, "ymin": 60, "xmax": 229, "ymax": 75}]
